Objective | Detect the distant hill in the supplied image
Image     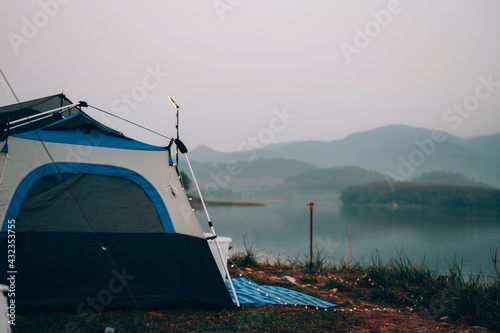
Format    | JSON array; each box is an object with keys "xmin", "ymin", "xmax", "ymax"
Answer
[
  {"xmin": 186, "ymin": 145, "xmax": 230, "ymax": 162},
  {"xmin": 411, "ymin": 171, "xmax": 491, "ymax": 188},
  {"xmin": 189, "ymin": 125, "xmax": 500, "ymax": 188},
  {"xmin": 278, "ymin": 166, "xmax": 387, "ymax": 193},
  {"xmin": 186, "ymin": 157, "xmax": 317, "ymax": 179},
  {"xmin": 180, "ymin": 158, "xmax": 317, "ymax": 196},
  {"xmin": 341, "ymin": 181, "xmax": 500, "ymax": 209},
  {"xmin": 450, "ymin": 132, "xmax": 500, "ymax": 167}
]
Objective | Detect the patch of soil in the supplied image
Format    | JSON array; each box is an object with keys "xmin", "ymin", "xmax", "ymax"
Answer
[{"xmin": 232, "ymin": 266, "xmax": 492, "ymax": 333}]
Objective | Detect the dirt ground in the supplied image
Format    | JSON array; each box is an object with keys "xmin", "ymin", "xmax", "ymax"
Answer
[
  {"xmin": 12, "ymin": 265, "xmax": 496, "ymax": 332},
  {"xmin": 236, "ymin": 266, "xmax": 493, "ymax": 333}
]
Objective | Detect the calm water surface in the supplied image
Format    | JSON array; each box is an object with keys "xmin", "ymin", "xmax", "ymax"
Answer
[{"xmin": 197, "ymin": 202, "xmax": 500, "ymax": 276}]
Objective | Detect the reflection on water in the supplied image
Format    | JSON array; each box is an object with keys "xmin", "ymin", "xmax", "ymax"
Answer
[{"xmin": 196, "ymin": 203, "xmax": 500, "ymax": 276}]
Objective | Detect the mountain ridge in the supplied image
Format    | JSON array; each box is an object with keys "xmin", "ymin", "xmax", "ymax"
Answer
[{"xmin": 188, "ymin": 125, "xmax": 500, "ymax": 188}]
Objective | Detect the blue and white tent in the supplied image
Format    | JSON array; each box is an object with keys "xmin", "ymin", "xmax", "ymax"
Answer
[
  {"xmin": 0, "ymin": 94, "xmax": 337, "ymax": 314},
  {"xmin": 0, "ymin": 94, "xmax": 234, "ymax": 311}
]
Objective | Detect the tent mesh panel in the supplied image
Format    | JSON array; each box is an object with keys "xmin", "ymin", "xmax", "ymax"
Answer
[{"xmin": 17, "ymin": 174, "xmax": 164, "ymax": 233}]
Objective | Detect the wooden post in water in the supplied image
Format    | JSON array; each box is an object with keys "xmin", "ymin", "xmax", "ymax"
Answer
[{"xmin": 307, "ymin": 202, "xmax": 314, "ymax": 273}]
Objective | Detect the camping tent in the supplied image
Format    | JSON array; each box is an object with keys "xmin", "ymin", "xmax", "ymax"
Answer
[{"xmin": 0, "ymin": 95, "xmax": 234, "ymax": 312}]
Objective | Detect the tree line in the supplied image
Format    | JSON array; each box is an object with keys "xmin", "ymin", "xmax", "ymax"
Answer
[{"xmin": 341, "ymin": 181, "xmax": 500, "ymax": 209}]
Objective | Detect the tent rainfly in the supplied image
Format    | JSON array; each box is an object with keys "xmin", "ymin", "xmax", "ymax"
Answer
[{"xmin": 0, "ymin": 94, "xmax": 235, "ymax": 312}]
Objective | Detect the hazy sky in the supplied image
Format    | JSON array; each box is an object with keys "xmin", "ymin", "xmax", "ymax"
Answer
[{"xmin": 1, "ymin": 1, "xmax": 500, "ymax": 152}]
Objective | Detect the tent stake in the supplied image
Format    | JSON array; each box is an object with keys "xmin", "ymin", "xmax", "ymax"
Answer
[{"xmin": 184, "ymin": 153, "xmax": 241, "ymax": 308}]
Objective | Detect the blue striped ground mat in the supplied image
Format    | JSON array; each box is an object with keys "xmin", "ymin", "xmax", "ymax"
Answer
[{"xmin": 225, "ymin": 278, "xmax": 337, "ymax": 310}]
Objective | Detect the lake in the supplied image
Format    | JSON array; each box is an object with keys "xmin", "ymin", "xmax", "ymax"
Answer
[{"xmin": 196, "ymin": 201, "xmax": 500, "ymax": 277}]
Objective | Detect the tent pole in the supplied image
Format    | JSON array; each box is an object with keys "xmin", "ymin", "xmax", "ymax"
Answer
[
  {"xmin": 10, "ymin": 112, "xmax": 68, "ymax": 131},
  {"xmin": 175, "ymin": 107, "xmax": 179, "ymax": 167},
  {"xmin": 167, "ymin": 95, "xmax": 180, "ymax": 171},
  {"xmin": 6, "ymin": 103, "xmax": 81, "ymax": 127},
  {"xmin": 184, "ymin": 153, "xmax": 241, "ymax": 308}
]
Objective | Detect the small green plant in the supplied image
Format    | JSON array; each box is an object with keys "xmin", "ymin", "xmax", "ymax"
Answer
[
  {"xmin": 284, "ymin": 254, "xmax": 303, "ymax": 268},
  {"xmin": 303, "ymin": 246, "xmax": 331, "ymax": 273},
  {"xmin": 229, "ymin": 234, "xmax": 261, "ymax": 267},
  {"xmin": 491, "ymin": 243, "xmax": 500, "ymax": 280},
  {"xmin": 270, "ymin": 253, "xmax": 286, "ymax": 267}
]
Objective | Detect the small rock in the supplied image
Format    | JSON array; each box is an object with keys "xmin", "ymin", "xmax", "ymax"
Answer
[{"xmin": 282, "ymin": 275, "xmax": 297, "ymax": 284}]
